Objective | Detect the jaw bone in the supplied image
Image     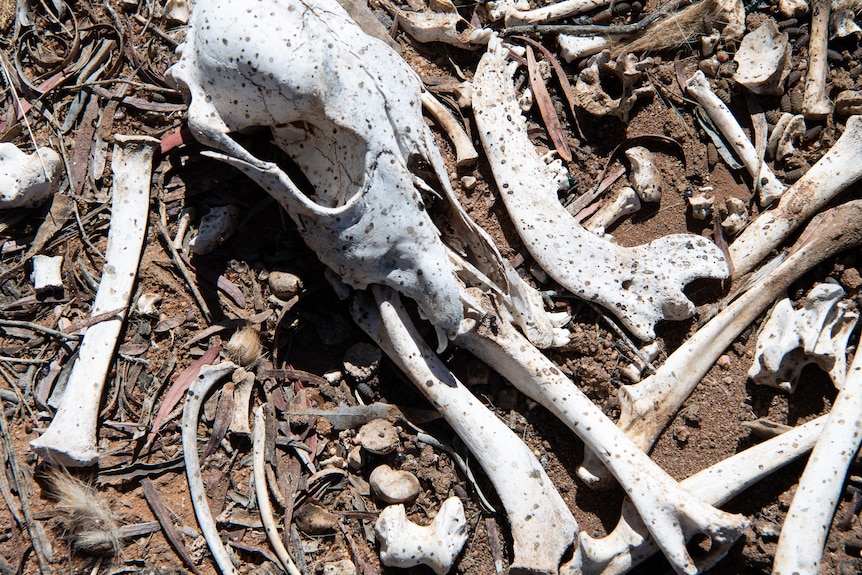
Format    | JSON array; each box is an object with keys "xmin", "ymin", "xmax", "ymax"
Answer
[{"xmin": 472, "ymin": 36, "xmax": 730, "ymax": 342}]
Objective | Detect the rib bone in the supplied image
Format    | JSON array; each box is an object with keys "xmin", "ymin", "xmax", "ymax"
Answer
[
  {"xmin": 730, "ymin": 115, "xmax": 862, "ymax": 278},
  {"xmin": 685, "ymin": 71, "xmax": 787, "ymax": 204},
  {"xmin": 456, "ymin": 291, "xmax": 747, "ymax": 575},
  {"xmin": 772, "ymin": 349, "xmax": 862, "ymax": 575},
  {"xmin": 579, "ymin": 200, "xmax": 862, "ymax": 485},
  {"xmin": 353, "ymin": 286, "xmax": 578, "ymax": 574},
  {"xmin": 473, "ymin": 37, "xmax": 729, "ymax": 342},
  {"xmin": 30, "ymin": 135, "xmax": 156, "ymax": 467}
]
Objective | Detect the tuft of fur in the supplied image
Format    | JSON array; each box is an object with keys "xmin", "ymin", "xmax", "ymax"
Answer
[
  {"xmin": 612, "ymin": 0, "xmax": 719, "ymax": 57},
  {"xmin": 47, "ymin": 467, "xmax": 121, "ymax": 556},
  {"xmin": 225, "ymin": 325, "xmax": 264, "ymax": 367}
]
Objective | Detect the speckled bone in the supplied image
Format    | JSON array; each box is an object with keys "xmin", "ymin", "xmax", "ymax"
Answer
[
  {"xmin": 772, "ymin": 348, "xmax": 862, "ymax": 575},
  {"xmin": 0, "ymin": 143, "xmax": 62, "ymax": 208},
  {"xmin": 352, "ymin": 286, "xmax": 578, "ymax": 575},
  {"xmin": 473, "ymin": 37, "xmax": 729, "ymax": 342},
  {"xmin": 801, "ymin": 0, "xmax": 833, "ymax": 119},
  {"xmin": 685, "ymin": 71, "xmax": 787, "ymax": 205},
  {"xmin": 575, "ymin": 416, "xmax": 826, "ymax": 575},
  {"xmin": 578, "ymin": 200, "xmax": 862, "ymax": 487},
  {"xmin": 167, "ymin": 0, "xmax": 560, "ymax": 350},
  {"xmin": 729, "ymin": 115, "xmax": 862, "ymax": 278},
  {"xmin": 30, "ymin": 136, "xmax": 156, "ymax": 467},
  {"xmin": 455, "ymin": 291, "xmax": 747, "ymax": 575}
]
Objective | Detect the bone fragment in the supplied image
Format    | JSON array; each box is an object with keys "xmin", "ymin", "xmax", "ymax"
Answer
[
  {"xmin": 720, "ymin": 197, "xmax": 748, "ymax": 236},
  {"xmin": 836, "ymin": 90, "xmax": 862, "ymax": 115},
  {"xmin": 379, "ymin": 0, "xmax": 490, "ymax": 48},
  {"xmin": 182, "ymin": 362, "xmax": 240, "ymax": 575},
  {"xmin": 625, "ymin": 147, "xmax": 662, "ymax": 202},
  {"xmin": 802, "ymin": 0, "xmax": 833, "ymax": 119},
  {"xmin": 772, "ymin": 350, "xmax": 862, "ymax": 575},
  {"xmin": 686, "ymin": 71, "xmax": 787, "ymax": 205},
  {"xmin": 421, "ymin": 92, "xmax": 479, "ymax": 170},
  {"xmin": 30, "ymin": 136, "xmax": 156, "ymax": 467},
  {"xmin": 578, "ymin": 200, "xmax": 862, "ymax": 486},
  {"xmin": 353, "ymin": 286, "xmax": 577, "ymax": 574},
  {"xmin": 575, "ymin": 416, "xmax": 826, "ymax": 575},
  {"xmin": 576, "ymin": 52, "xmax": 653, "ymax": 122},
  {"xmin": 619, "ymin": 341, "xmax": 660, "ymax": 383},
  {"xmin": 558, "ymin": 35, "xmax": 613, "ymax": 62},
  {"xmin": 456, "ymin": 295, "xmax": 747, "ymax": 575},
  {"xmin": 31, "ymin": 255, "xmax": 63, "ymax": 291},
  {"xmin": 732, "ymin": 20, "xmax": 791, "ymax": 96},
  {"xmin": 779, "ymin": 0, "xmax": 809, "ymax": 15},
  {"xmin": 0, "ymin": 144, "xmax": 62, "ymax": 208},
  {"xmin": 189, "ymin": 205, "xmax": 241, "ymax": 255},
  {"xmin": 375, "ymin": 497, "xmax": 469, "ymax": 575},
  {"xmin": 832, "ymin": 7, "xmax": 862, "ymax": 36},
  {"xmin": 584, "ymin": 186, "xmax": 641, "ymax": 235},
  {"xmin": 253, "ymin": 405, "xmax": 302, "ymax": 575},
  {"xmin": 729, "ymin": 115, "xmax": 862, "ymax": 277},
  {"xmin": 502, "ymin": 0, "xmax": 610, "ymax": 26},
  {"xmin": 749, "ymin": 282, "xmax": 858, "ymax": 392},
  {"xmin": 767, "ymin": 113, "xmax": 805, "ymax": 163},
  {"xmin": 687, "ymin": 189, "xmax": 714, "ymax": 220},
  {"xmin": 229, "ymin": 368, "xmax": 254, "ymax": 435},
  {"xmin": 474, "ymin": 37, "xmax": 729, "ymax": 341}
]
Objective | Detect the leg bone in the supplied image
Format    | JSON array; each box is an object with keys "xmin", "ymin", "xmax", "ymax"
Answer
[{"xmin": 801, "ymin": 0, "xmax": 833, "ymax": 119}]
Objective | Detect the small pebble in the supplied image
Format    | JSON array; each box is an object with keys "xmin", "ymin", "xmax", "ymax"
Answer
[
  {"xmin": 369, "ymin": 464, "xmax": 421, "ymax": 504},
  {"xmin": 356, "ymin": 418, "xmax": 400, "ymax": 454},
  {"xmin": 347, "ymin": 444, "xmax": 366, "ymax": 471},
  {"xmin": 268, "ymin": 270, "xmax": 304, "ymax": 299},
  {"xmin": 715, "ymin": 50, "xmax": 729, "ymax": 63},
  {"xmin": 716, "ymin": 354, "xmax": 732, "ymax": 369},
  {"xmin": 295, "ymin": 503, "xmax": 339, "ymax": 535},
  {"xmin": 460, "ymin": 175, "xmax": 478, "ymax": 190},
  {"xmin": 323, "ymin": 560, "xmax": 357, "ymax": 575},
  {"xmin": 840, "ymin": 268, "xmax": 862, "ymax": 291}
]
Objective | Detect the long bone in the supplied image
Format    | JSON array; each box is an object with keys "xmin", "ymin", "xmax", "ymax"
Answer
[
  {"xmin": 772, "ymin": 349, "xmax": 862, "ymax": 575},
  {"xmin": 352, "ymin": 286, "xmax": 578, "ymax": 575},
  {"xmin": 685, "ymin": 71, "xmax": 787, "ymax": 205},
  {"xmin": 730, "ymin": 115, "xmax": 862, "ymax": 278},
  {"xmin": 472, "ymin": 36, "xmax": 730, "ymax": 342},
  {"xmin": 167, "ymin": 0, "xmax": 562, "ymax": 351},
  {"xmin": 802, "ymin": 0, "xmax": 833, "ymax": 119},
  {"xmin": 456, "ymin": 291, "xmax": 748, "ymax": 575},
  {"xmin": 30, "ymin": 135, "xmax": 157, "ymax": 467},
  {"xmin": 574, "ymin": 415, "xmax": 826, "ymax": 575},
  {"xmin": 578, "ymin": 200, "xmax": 862, "ymax": 486},
  {"xmin": 182, "ymin": 362, "xmax": 240, "ymax": 575}
]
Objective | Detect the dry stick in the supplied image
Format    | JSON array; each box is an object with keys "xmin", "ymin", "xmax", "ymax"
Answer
[
  {"xmin": 503, "ymin": 0, "xmax": 689, "ymax": 36},
  {"xmin": 154, "ymin": 217, "xmax": 214, "ymax": 324},
  {"xmin": 141, "ymin": 479, "xmax": 202, "ymax": 575},
  {"xmin": 0, "ymin": 320, "xmax": 81, "ymax": 340},
  {"xmin": 0, "ymin": 408, "xmax": 52, "ymax": 575}
]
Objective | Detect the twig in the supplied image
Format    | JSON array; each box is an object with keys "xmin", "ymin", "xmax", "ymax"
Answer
[
  {"xmin": 504, "ymin": 0, "xmax": 690, "ymax": 36},
  {"xmin": 154, "ymin": 216, "xmax": 213, "ymax": 323},
  {"xmin": 0, "ymin": 320, "xmax": 81, "ymax": 340},
  {"xmin": 141, "ymin": 479, "xmax": 202, "ymax": 575}
]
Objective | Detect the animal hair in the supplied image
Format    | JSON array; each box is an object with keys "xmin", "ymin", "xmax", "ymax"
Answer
[
  {"xmin": 47, "ymin": 467, "xmax": 121, "ymax": 556},
  {"xmin": 612, "ymin": 0, "xmax": 720, "ymax": 57}
]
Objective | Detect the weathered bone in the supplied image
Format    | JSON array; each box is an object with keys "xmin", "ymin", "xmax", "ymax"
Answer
[
  {"xmin": 421, "ymin": 92, "xmax": 479, "ymax": 170},
  {"xmin": 685, "ymin": 71, "xmax": 787, "ymax": 205},
  {"xmin": 501, "ymin": 0, "xmax": 610, "ymax": 26},
  {"xmin": 578, "ymin": 200, "xmax": 862, "ymax": 486},
  {"xmin": 354, "ymin": 286, "xmax": 578, "ymax": 574},
  {"xmin": 379, "ymin": 0, "xmax": 491, "ymax": 48},
  {"xmin": 802, "ymin": 0, "xmax": 833, "ymax": 119},
  {"xmin": 779, "ymin": 0, "xmax": 809, "ymax": 16},
  {"xmin": 168, "ymin": 0, "xmax": 561, "ymax": 352},
  {"xmin": 749, "ymin": 282, "xmax": 858, "ymax": 391},
  {"xmin": 625, "ymin": 147, "xmax": 662, "ymax": 202},
  {"xmin": 0, "ymin": 143, "xmax": 63, "ymax": 208},
  {"xmin": 575, "ymin": 51, "xmax": 654, "ymax": 122},
  {"xmin": 772, "ymin": 349, "xmax": 862, "ymax": 575},
  {"xmin": 766, "ymin": 113, "xmax": 805, "ymax": 163},
  {"xmin": 732, "ymin": 20, "xmax": 791, "ymax": 96},
  {"xmin": 720, "ymin": 197, "xmax": 748, "ymax": 236},
  {"xmin": 584, "ymin": 186, "xmax": 641, "ymax": 235},
  {"xmin": 474, "ymin": 37, "xmax": 729, "ymax": 341},
  {"xmin": 558, "ymin": 34, "xmax": 613, "ymax": 62},
  {"xmin": 456, "ymin": 292, "xmax": 747, "ymax": 575},
  {"xmin": 182, "ymin": 362, "xmax": 240, "ymax": 575},
  {"xmin": 729, "ymin": 115, "xmax": 862, "ymax": 277},
  {"xmin": 574, "ymin": 416, "xmax": 826, "ymax": 575},
  {"xmin": 30, "ymin": 136, "xmax": 156, "ymax": 467},
  {"xmin": 31, "ymin": 255, "xmax": 63, "ymax": 291}
]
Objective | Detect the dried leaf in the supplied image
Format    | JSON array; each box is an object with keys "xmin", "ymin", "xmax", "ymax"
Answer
[
  {"xmin": 526, "ymin": 45, "xmax": 572, "ymax": 163},
  {"xmin": 141, "ymin": 479, "xmax": 202, "ymax": 575},
  {"xmin": 202, "ymin": 381, "xmax": 235, "ymax": 461}
]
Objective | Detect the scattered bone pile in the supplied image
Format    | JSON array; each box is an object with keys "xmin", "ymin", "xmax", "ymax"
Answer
[{"xmin": 4, "ymin": 0, "xmax": 862, "ymax": 573}]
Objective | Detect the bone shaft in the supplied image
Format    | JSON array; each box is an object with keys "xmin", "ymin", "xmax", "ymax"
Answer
[
  {"xmin": 358, "ymin": 287, "xmax": 577, "ymax": 575},
  {"xmin": 772, "ymin": 353, "xmax": 862, "ymax": 575},
  {"xmin": 507, "ymin": 0, "xmax": 609, "ymax": 24},
  {"xmin": 421, "ymin": 93, "xmax": 478, "ymax": 170},
  {"xmin": 802, "ymin": 0, "xmax": 833, "ymax": 119},
  {"xmin": 730, "ymin": 116, "xmax": 862, "ymax": 277}
]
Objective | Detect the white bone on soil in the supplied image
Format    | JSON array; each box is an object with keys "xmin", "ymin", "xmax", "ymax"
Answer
[
  {"xmin": 0, "ymin": 143, "xmax": 63, "ymax": 208},
  {"xmin": 455, "ymin": 290, "xmax": 747, "ymax": 575},
  {"xmin": 730, "ymin": 115, "xmax": 862, "ymax": 278},
  {"xmin": 473, "ymin": 37, "xmax": 729, "ymax": 342},
  {"xmin": 420, "ymin": 92, "xmax": 479, "ymax": 170},
  {"xmin": 749, "ymin": 282, "xmax": 858, "ymax": 392},
  {"xmin": 732, "ymin": 19, "xmax": 791, "ymax": 97},
  {"xmin": 802, "ymin": 0, "xmax": 833, "ymax": 119},
  {"xmin": 352, "ymin": 286, "xmax": 578, "ymax": 575},
  {"xmin": 772, "ymin": 349, "xmax": 862, "ymax": 575},
  {"xmin": 253, "ymin": 405, "xmax": 302, "ymax": 575},
  {"xmin": 182, "ymin": 362, "xmax": 240, "ymax": 575},
  {"xmin": 685, "ymin": 71, "xmax": 787, "ymax": 205},
  {"xmin": 30, "ymin": 136, "xmax": 157, "ymax": 467},
  {"xmin": 502, "ymin": 0, "xmax": 610, "ymax": 26},
  {"xmin": 584, "ymin": 186, "xmax": 641, "ymax": 235},
  {"xmin": 168, "ymin": 0, "xmax": 561, "ymax": 351},
  {"xmin": 625, "ymin": 147, "xmax": 662, "ymax": 202},
  {"xmin": 575, "ymin": 416, "xmax": 826, "ymax": 575},
  {"xmin": 577, "ymin": 200, "xmax": 862, "ymax": 486},
  {"xmin": 378, "ymin": 0, "xmax": 490, "ymax": 48}
]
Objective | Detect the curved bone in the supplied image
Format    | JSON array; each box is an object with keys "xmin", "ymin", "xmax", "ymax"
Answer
[
  {"xmin": 182, "ymin": 362, "xmax": 240, "ymax": 575},
  {"xmin": 30, "ymin": 135, "xmax": 156, "ymax": 467},
  {"xmin": 575, "ymin": 416, "xmax": 826, "ymax": 575},
  {"xmin": 421, "ymin": 92, "xmax": 479, "ymax": 170},
  {"xmin": 253, "ymin": 406, "xmax": 302, "ymax": 575},
  {"xmin": 802, "ymin": 0, "xmax": 833, "ymax": 119},
  {"xmin": 456, "ymin": 295, "xmax": 747, "ymax": 575},
  {"xmin": 0, "ymin": 143, "xmax": 62, "ymax": 208},
  {"xmin": 168, "ymin": 0, "xmax": 561, "ymax": 351},
  {"xmin": 730, "ymin": 115, "xmax": 862, "ymax": 278},
  {"xmin": 772, "ymin": 350, "xmax": 862, "ymax": 575},
  {"xmin": 353, "ymin": 286, "xmax": 578, "ymax": 574},
  {"xmin": 685, "ymin": 71, "xmax": 787, "ymax": 205},
  {"xmin": 578, "ymin": 200, "xmax": 862, "ymax": 486},
  {"xmin": 473, "ymin": 37, "xmax": 729, "ymax": 341}
]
